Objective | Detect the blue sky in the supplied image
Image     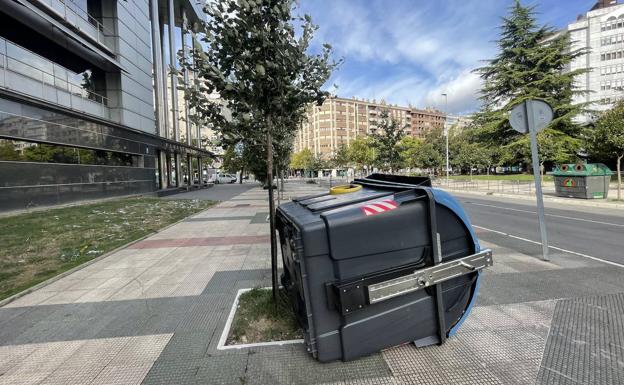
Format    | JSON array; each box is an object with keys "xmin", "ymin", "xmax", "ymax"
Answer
[{"xmin": 299, "ymin": 0, "xmax": 598, "ymax": 114}]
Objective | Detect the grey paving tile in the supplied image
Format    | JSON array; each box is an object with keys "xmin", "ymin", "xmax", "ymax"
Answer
[
  {"xmin": 109, "ymin": 334, "xmax": 172, "ymax": 365},
  {"xmin": 0, "ymin": 344, "xmax": 38, "ymax": 375},
  {"xmin": 6, "ymin": 340, "xmax": 85, "ymax": 375},
  {"xmin": 62, "ymin": 337, "xmax": 130, "ymax": 370},
  {"xmin": 0, "ymin": 371, "xmax": 49, "ymax": 385},
  {"xmin": 90, "ymin": 363, "xmax": 154, "ymax": 385},
  {"xmin": 250, "ymin": 212, "xmax": 270, "ymax": 224},
  {"xmin": 244, "ymin": 348, "xmax": 391, "ymax": 385},
  {"xmin": 39, "ymin": 366, "xmax": 103, "ymax": 385},
  {"xmin": 140, "ymin": 358, "xmax": 203, "ymax": 385},
  {"xmin": 155, "ymin": 331, "xmax": 212, "ymax": 361},
  {"xmin": 537, "ymin": 293, "xmax": 624, "ymax": 385},
  {"xmin": 195, "ymin": 354, "xmax": 249, "ymax": 385}
]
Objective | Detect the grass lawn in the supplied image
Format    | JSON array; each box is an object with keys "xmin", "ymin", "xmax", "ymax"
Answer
[
  {"xmin": 227, "ymin": 288, "xmax": 302, "ymax": 345},
  {"xmin": 447, "ymin": 174, "xmax": 554, "ymax": 182},
  {"xmin": 0, "ymin": 197, "xmax": 215, "ymax": 301}
]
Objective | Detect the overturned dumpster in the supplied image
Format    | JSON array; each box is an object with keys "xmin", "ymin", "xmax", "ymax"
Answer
[{"xmin": 276, "ymin": 174, "xmax": 493, "ymax": 362}]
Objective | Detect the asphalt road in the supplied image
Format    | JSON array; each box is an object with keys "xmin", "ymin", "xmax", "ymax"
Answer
[{"xmin": 451, "ymin": 192, "xmax": 624, "ymax": 266}]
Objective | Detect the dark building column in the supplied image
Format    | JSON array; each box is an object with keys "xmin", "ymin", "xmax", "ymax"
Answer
[
  {"xmin": 174, "ymin": 153, "xmax": 181, "ymax": 187},
  {"xmin": 197, "ymin": 156, "xmax": 203, "ymax": 186},
  {"xmin": 166, "ymin": 152, "xmax": 172, "ymax": 187},
  {"xmin": 187, "ymin": 153, "xmax": 194, "ymax": 187}
]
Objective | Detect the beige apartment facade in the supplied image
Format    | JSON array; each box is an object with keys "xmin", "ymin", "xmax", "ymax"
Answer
[{"xmin": 294, "ymin": 96, "xmax": 445, "ymax": 158}]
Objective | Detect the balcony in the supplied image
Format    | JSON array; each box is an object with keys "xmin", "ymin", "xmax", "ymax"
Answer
[
  {"xmin": 34, "ymin": 0, "xmax": 114, "ymax": 52},
  {"xmin": 0, "ymin": 38, "xmax": 110, "ymax": 120}
]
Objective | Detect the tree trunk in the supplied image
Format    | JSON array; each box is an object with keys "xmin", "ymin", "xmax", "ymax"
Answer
[
  {"xmin": 266, "ymin": 127, "xmax": 278, "ymax": 302},
  {"xmin": 239, "ymin": 166, "xmax": 244, "ymax": 184},
  {"xmin": 540, "ymin": 162, "xmax": 544, "ymax": 184},
  {"xmin": 276, "ymin": 164, "xmax": 281, "ymax": 205},
  {"xmin": 470, "ymin": 165, "xmax": 473, "ymax": 181},
  {"xmin": 617, "ymin": 154, "xmax": 622, "ymax": 201},
  {"xmin": 280, "ymin": 169, "xmax": 285, "ymax": 193}
]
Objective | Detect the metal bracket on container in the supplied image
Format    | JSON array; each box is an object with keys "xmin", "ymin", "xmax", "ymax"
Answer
[{"xmin": 367, "ymin": 249, "xmax": 493, "ymax": 305}]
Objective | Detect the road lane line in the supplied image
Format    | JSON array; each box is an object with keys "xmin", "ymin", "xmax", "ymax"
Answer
[
  {"xmin": 466, "ymin": 201, "xmax": 624, "ymax": 228},
  {"xmin": 473, "ymin": 225, "xmax": 624, "ymax": 268}
]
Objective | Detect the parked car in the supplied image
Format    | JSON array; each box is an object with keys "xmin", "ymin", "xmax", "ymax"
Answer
[{"xmin": 214, "ymin": 173, "xmax": 237, "ymax": 184}]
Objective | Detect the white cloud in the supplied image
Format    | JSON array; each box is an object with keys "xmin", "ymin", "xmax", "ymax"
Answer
[
  {"xmin": 302, "ymin": 0, "xmax": 505, "ymax": 114},
  {"xmin": 423, "ymin": 71, "xmax": 484, "ymax": 114}
]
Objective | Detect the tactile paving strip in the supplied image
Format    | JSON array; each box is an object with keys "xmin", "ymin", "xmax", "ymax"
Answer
[
  {"xmin": 537, "ymin": 292, "xmax": 624, "ymax": 385},
  {"xmin": 382, "ymin": 300, "xmax": 556, "ymax": 385}
]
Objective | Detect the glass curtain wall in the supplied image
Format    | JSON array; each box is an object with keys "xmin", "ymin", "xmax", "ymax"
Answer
[
  {"xmin": 186, "ymin": 31, "xmax": 198, "ymax": 147},
  {"xmin": 160, "ymin": 6, "xmax": 174, "ymax": 140},
  {"xmin": 174, "ymin": 6, "xmax": 187, "ymax": 145}
]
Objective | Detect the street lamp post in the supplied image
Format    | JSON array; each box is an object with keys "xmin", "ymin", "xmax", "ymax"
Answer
[{"xmin": 442, "ymin": 93, "xmax": 449, "ymax": 185}]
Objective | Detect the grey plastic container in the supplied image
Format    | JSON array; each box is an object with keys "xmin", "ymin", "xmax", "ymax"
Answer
[
  {"xmin": 276, "ymin": 174, "xmax": 483, "ymax": 362},
  {"xmin": 553, "ymin": 163, "xmax": 613, "ymax": 199}
]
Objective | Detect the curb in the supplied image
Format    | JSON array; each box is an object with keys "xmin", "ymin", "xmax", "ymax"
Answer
[
  {"xmin": 441, "ymin": 188, "xmax": 624, "ymax": 209},
  {"xmin": 0, "ymin": 201, "xmax": 218, "ymax": 308}
]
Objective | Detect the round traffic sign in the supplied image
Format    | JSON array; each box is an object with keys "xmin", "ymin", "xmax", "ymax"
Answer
[{"xmin": 509, "ymin": 100, "xmax": 553, "ymax": 134}]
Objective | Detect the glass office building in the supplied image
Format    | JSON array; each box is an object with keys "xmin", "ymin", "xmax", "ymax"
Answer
[{"xmin": 0, "ymin": 0, "xmax": 212, "ymax": 212}]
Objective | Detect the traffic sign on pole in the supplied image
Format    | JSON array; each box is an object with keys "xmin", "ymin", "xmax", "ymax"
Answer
[
  {"xmin": 510, "ymin": 99, "xmax": 553, "ymax": 134},
  {"xmin": 509, "ymin": 99, "xmax": 552, "ymax": 261}
]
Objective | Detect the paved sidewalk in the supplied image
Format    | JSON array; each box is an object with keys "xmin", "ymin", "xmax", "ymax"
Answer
[{"xmin": 0, "ymin": 182, "xmax": 623, "ymax": 384}]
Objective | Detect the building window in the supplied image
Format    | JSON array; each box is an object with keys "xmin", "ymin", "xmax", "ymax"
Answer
[{"xmin": 0, "ymin": 139, "xmax": 143, "ymax": 167}]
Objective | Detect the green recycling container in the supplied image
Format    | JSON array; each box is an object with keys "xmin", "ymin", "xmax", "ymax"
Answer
[{"xmin": 552, "ymin": 163, "xmax": 613, "ymax": 199}]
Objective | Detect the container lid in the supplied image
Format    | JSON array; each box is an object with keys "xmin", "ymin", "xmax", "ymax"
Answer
[{"xmin": 552, "ymin": 163, "xmax": 613, "ymax": 176}]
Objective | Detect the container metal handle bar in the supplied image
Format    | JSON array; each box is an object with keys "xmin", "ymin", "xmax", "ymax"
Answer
[{"xmin": 367, "ymin": 249, "xmax": 493, "ymax": 305}]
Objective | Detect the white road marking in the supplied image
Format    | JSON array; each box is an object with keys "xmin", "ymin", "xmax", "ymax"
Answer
[
  {"xmin": 473, "ymin": 225, "xmax": 624, "ymax": 269},
  {"xmin": 467, "ymin": 201, "xmax": 624, "ymax": 228}
]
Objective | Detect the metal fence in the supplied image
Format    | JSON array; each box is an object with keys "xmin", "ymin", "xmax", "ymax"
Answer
[{"xmin": 431, "ymin": 179, "xmax": 545, "ymax": 194}]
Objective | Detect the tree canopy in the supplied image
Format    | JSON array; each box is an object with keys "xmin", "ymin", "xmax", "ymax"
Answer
[
  {"xmin": 181, "ymin": 0, "xmax": 340, "ymax": 183},
  {"xmin": 181, "ymin": 0, "xmax": 340, "ymax": 299},
  {"xmin": 370, "ymin": 110, "xmax": 406, "ymax": 172},
  {"xmin": 590, "ymin": 100, "xmax": 624, "ymax": 200},
  {"xmin": 347, "ymin": 137, "xmax": 375, "ymax": 175},
  {"xmin": 472, "ymin": 0, "xmax": 587, "ymax": 167}
]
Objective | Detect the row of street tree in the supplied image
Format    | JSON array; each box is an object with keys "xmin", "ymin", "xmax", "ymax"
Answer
[
  {"xmin": 288, "ymin": 0, "xmax": 623, "ymax": 200},
  {"xmin": 288, "ymin": 114, "xmax": 496, "ymax": 178}
]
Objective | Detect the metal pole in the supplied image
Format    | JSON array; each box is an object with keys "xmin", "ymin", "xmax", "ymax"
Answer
[
  {"xmin": 442, "ymin": 93, "xmax": 449, "ymax": 185},
  {"xmin": 267, "ymin": 128, "xmax": 279, "ymax": 301},
  {"xmin": 525, "ymin": 101, "xmax": 549, "ymax": 261}
]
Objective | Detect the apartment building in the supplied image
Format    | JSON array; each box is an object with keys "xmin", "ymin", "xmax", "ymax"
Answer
[
  {"xmin": 294, "ymin": 96, "xmax": 445, "ymax": 158},
  {"xmin": 0, "ymin": 0, "xmax": 213, "ymax": 212},
  {"xmin": 566, "ymin": 0, "xmax": 624, "ymax": 121},
  {"xmin": 445, "ymin": 114, "xmax": 473, "ymax": 131}
]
